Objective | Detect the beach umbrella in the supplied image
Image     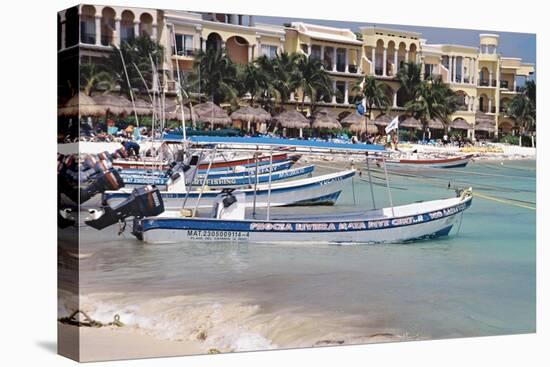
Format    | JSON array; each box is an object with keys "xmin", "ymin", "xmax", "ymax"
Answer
[
  {"xmin": 449, "ymin": 118, "xmax": 470, "ymax": 130},
  {"xmin": 475, "ymin": 121, "xmax": 496, "ymax": 133},
  {"xmin": 311, "ymin": 108, "xmax": 342, "ymax": 130},
  {"xmin": 193, "ymin": 102, "xmax": 232, "ymax": 127},
  {"xmin": 400, "ymin": 116, "xmax": 422, "ymax": 129},
  {"xmin": 427, "ymin": 118, "xmax": 445, "ymax": 129},
  {"xmin": 91, "ymin": 94, "xmax": 133, "ymax": 116},
  {"xmin": 58, "ymin": 92, "xmax": 100, "ymax": 117},
  {"xmin": 373, "ymin": 114, "xmax": 393, "ymax": 126},
  {"xmin": 273, "ymin": 110, "xmax": 310, "ymax": 138},
  {"xmin": 231, "ymin": 106, "xmax": 271, "ymax": 132},
  {"xmin": 340, "ymin": 111, "xmax": 364, "ymax": 127},
  {"xmin": 164, "ymin": 101, "xmax": 193, "ymax": 122}
]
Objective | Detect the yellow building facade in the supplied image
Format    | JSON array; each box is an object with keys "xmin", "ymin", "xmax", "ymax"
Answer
[{"xmin": 60, "ymin": 5, "xmax": 535, "ymax": 137}]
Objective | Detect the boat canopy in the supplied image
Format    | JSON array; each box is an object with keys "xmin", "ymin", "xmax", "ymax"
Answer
[{"xmin": 182, "ymin": 136, "xmax": 385, "ymax": 153}]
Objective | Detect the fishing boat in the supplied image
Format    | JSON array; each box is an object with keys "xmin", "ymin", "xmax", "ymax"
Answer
[
  {"xmin": 381, "ymin": 154, "xmax": 474, "ymax": 169},
  {"xmin": 88, "ymin": 136, "xmax": 473, "ymax": 245},
  {"xmin": 119, "ymin": 159, "xmax": 298, "ymax": 186},
  {"xmin": 134, "ymin": 188, "xmax": 472, "ymax": 244},
  {"xmin": 112, "ymin": 152, "xmax": 296, "ymax": 171},
  {"xmin": 104, "ymin": 169, "xmax": 354, "ymax": 210}
]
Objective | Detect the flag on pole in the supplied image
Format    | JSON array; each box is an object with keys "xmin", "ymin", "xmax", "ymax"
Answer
[
  {"xmin": 356, "ymin": 102, "xmax": 365, "ymax": 116},
  {"xmin": 385, "ymin": 116, "xmax": 399, "ymax": 134}
]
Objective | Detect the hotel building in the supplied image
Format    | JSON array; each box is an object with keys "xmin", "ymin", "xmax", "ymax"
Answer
[{"xmin": 58, "ymin": 4, "xmax": 535, "ymax": 137}]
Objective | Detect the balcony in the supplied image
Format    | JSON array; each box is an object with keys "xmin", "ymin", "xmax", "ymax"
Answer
[
  {"xmin": 479, "ymin": 80, "xmax": 497, "ymax": 87},
  {"xmin": 81, "ymin": 32, "xmax": 96, "ymax": 45},
  {"xmin": 175, "ymin": 49, "xmax": 196, "ymax": 58},
  {"xmin": 348, "ymin": 65, "xmax": 358, "ymax": 74},
  {"xmin": 336, "ymin": 63, "xmax": 346, "ymax": 73},
  {"xmin": 500, "ymin": 80, "xmax": 509, "ymax": 89},
  {"xmin": 101, "ymin": 35, "xmax": 113, "ymax": 47}
]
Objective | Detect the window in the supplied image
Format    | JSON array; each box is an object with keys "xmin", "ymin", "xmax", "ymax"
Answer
[
  {"xmin": 175, "ymin": 34, "xmax": 194, "ymax": 56},
  {"xmin": 261, "ymin": 45, "xmax": 278, "ymax": 59},
  {"xmin": 80, "ymin": 20, "xmax": 95, "ymax": 44}
]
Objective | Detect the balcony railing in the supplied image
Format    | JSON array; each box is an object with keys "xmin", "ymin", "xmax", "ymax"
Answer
[
  {"xmin": 479, "ymin": 80, "xmax": 497, "ymax": 87},
  {"xmin": 348, "ymin": 65, "xmax": 358, "ymax": 74},
  {"xmin": 176, "ymin": 49, "xmax": 196, "ymax": 57},
  {"xmin": 336, "ymin": 63, "xmax": 346, "ymax": 72},
  {"xmin": 101, "ymin": 35, "xmax": 113, "ymax": 46},
  {"xmin": 81, "ymin": 32, "xmax": 96, "ymax": 45},
  {"xmin": 375, "ymin": 67, "xmax": 383, "ymax": 76}
]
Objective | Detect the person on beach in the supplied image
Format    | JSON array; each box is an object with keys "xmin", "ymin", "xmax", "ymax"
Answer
[{"xmin": 123, "ymin": 139, "xmax": 140, "ymax": 158}]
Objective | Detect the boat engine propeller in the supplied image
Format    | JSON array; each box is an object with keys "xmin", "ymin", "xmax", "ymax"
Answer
[{"xmin": 85, "ymin": 185, "xmax": 165, "ymax": 230}]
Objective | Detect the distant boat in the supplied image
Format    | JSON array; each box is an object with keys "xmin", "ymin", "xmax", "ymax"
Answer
[
  {"xmin": 381, "ymin": 154, "xmax": 474, "ymax": 169},
  {"xmin": 104, "ymin": 169, "xmax": 354, "ymax": 211}
]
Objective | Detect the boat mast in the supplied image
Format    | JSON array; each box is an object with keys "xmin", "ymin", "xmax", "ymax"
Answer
[
  {"xmin": 266, "ymin": 148, "xmax": 273, "ymax": 220},
  {"xmin": 252, "ymin": 147, "xmax": 260, "ymax": 218},
  {"xmin": 116, "ymin": 46, "xmax": 140, "ymax": 131},
  {"xmin": 169, "ymin": 23, "xmax": 187, "ymax": 141},
  {"xmin": 365, "ymin": 151, "xmax": 376, "ymax": 209},
  {"xmin": 382, "ymin": 157, "xmax": 395, "ymax": 217},
  {"xmin": 192, "ymin": 147, "xmax": 217, "ymax": 217}
]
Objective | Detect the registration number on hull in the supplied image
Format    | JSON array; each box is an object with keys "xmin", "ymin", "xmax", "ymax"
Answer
[{"xmin": 186, "ymin": 230, "xmax": 250, "ymax": 241}]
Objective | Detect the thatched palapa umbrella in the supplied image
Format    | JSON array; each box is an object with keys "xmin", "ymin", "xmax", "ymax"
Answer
[
  {"xmin": 449, "ymin": 118, "xmax": 470, "ymax": 130},
  {"xmin": 427, "ymin": 118, "xmax": 445, "ymax": 130},
  {"xmin": 475, "ymin": 121, "xmax": 495, "ymax": 133},
  {"xmin": 58, "ymin": 92, "xmax": 100, "ymax": 117},
  {"xmin": 311, "ymin": 108, "xmax": 342, "ymax": 130},
  {"xmin": 90, "ymin": 94, "xmax": 134, "ymax": 116},
  {"xmin": 400, "ymin": 116, "xmax": 422, "ymax": 129},
  {"xmin": 231, "ymin": 106, "xmax": 271, "ymax": 132},
  {"xmin": 342, "ymin": 112, "xmax": 377, "ymax": 135},
  {"xmin": 273, "ymin": 110, "xmax": 310, "ymax": 138},
  {"xmin": 193, "ymin": 102, "xmax": 232, "ymax": 128},
  {"xmin": 373, "ymin": 114, "xmax": 393, "ymax": 126}
]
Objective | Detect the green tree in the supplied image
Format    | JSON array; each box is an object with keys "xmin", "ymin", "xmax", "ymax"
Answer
[
  {"xmin": 107, "ymin": 36, "xmax": 165, "ymax": 97},
  {"xmin": 79, "ymin": 62, "xmax": 115, "ymax": 96},
  {"xmin": 191, "ymin": 47, "xmax": 238, "ymax": 104},
  {"xmin": 255, "ymin": 52, "xmax": 302, "ymax": 111},
  {"xmin": 293, "ymin": 54, "xmax": 333, "ymax": 113},
  {"xmin": 507, "ymin": 80, "xmax": 536, "ymax": 146},
  {"xmin": 353, "ymin": 75, "xmax": 391, "ymax": 119},
  {"xmin": 404, "ymin": 78, "xmax": 458, "ymax": 140},
  {"xmin": 236, "ymin": 62, "xmax": 274, "ymax": 108},
  {"xmin": 396, "ymin": 61, "xmax": 423, "ymax": 102}
]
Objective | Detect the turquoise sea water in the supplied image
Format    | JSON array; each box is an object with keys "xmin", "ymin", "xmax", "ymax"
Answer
[{"xmin": 74, "ymin": 159, "xmax": 536, "ymax": 350}]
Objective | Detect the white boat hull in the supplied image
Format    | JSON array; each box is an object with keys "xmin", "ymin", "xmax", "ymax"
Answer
[{"xmin": 139, "ymin": 194, "xmax": 473, "ymax": 245}]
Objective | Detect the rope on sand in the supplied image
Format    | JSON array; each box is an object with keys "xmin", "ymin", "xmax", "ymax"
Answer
[{"xmin": 58, "ymin": 310, "xmax": 124, "ymax": 328}]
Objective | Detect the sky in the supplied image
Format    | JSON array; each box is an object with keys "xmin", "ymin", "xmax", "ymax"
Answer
[{"xmin": 255, "ymin": 15, "xmax": 536, "ymax": 78}]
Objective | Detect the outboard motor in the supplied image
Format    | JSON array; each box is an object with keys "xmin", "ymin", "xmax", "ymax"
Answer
[
  {"xmin": 211, "ymin": 189, "xmax": 245, "ymax": 220},
  {"xmin": 85, "ymin": 185, "xmax": 164, "ymax": 230},
  {"xmin": 166, "ymin": 155, "xmax": 200, "ymax": 192},
  {"xmin": 79, "ymin": 167, "xmax": 125, "ymax": 203}
]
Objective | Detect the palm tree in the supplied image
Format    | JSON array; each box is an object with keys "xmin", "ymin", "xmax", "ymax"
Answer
[
  {"xmin": 353, "ymin": 75, "xmax": 391, "ymax": 119},
  {"xmin": 396, "ymin": 61, "xmax": 423, "ymax": 102},
  {"xmin": 80, "ymin": 62, "xmax": 115, "ymax": 96},
  {"xmin": 236, "ymin": 62, "xmax": 271, "ymax": 107},
  {"xmin": 107, "ymin": 36, "xmax": 164, "ymax": 97},
  {"xmin": 507, "ymin": 81, "xmax": 536, "ymax": 147},
  {"xmin": 191, "ymin": 47, "xmax": 238, "ymax": 104},
  {"xmin": 404, "ymin": 78, "xmax": 458, "ymax": 140},
  {"xmin": 293, "ymin": 54, "xmax": 333, "ymax": 113}
]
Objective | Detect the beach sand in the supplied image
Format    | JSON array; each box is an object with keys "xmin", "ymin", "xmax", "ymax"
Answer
[{"xmin": 59, "ymin": 323, "xmax": 204, "ymax": 362}]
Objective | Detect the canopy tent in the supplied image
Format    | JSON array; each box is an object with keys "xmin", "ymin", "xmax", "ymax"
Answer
[
  {"xmin": 427, "ymin": 118, "xmax": 445, "ymax": 129},
  {"xmin": 373, "ymin": 114, "xmax": 393, "ymax": 126},
  {"xmin": 231, "ymin": 106, "xmax": 271, "ymax": 132},
  {"xmin": 400, "ymin": 116, "xmax": 422, "ymax": 129},
  {"xmin": 273, "ymin": 110, "xmax": 310, "ymax": 138},
  {"xmin": 475, "ymin": 121, "xmax": 496, "ymax": 133}
]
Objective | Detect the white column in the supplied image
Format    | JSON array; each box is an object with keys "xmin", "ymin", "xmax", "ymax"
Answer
[
  {"xmin": 393, "ymin": 91, "xmax": 397, "ymax": 107},
  {"xmin": 474, "ymin": 59, "xmax": 478, "ymax": 85},
  {"xmin": 331, "ymin": 80, "xmax": 337, "ymax": 103},
  {"xmin": 393, "ymin": 47, "xmax": 398, "ymax": 75},
  {"xmin": 114, "ymin": 17, "xmax": 121, "ymax": 46},
  {"xmin": 447, "ymin": 57, "xmax": 451, "ymax": 82},
  {"xmin": 201, "ymin": 38, "xmax": 206, "ymax": 51},
  {"xmin": 489, "ymin": 69, "xmax": 493, "ymax": 87},
  {"xmin": 371, "ymin": 47, "xmax": 375, "ymax": 74},
  {"xmin": 95, "ymin": 15, "xmax": 101, "ymax": 46},
  {"xmin": 382, "ymin": 47, "xmax": 387, "ymax": 76},
  {"xmin": 345, "ymin": 48, "xmax": 349, "ymax": 73},
  {"xmin": 460, "ymin": 57, "xmax": 464, "ymax": 84},
  {"xmin": 249, "ymin": 15, "xmax": 255, "ymax": 27},
  {"xmin": 420, "ymin": 57, "xmax": 425, "ymax": 80},
  {"xmin": 344, "ymin": 81, "xmax": 349, "ymax": 104},
  {"xmin": 279, "ymin": 38, "xmax": 284, "ymax": 56},
  {"xmin": 248, "ymin": 45, "xmax": 253, "ymax": 62},
  {"xmin": 470, "ymin": 58, "xmax": 474, "ymax": 84},
  {"xmin": 134, "ymin": 21, "xmax": 140, "ymax": 38},
  {"xmin": 307, "ymin": 43, "xmax": 311, "ymax": 56},
  {"xmin": 320, "ymin": 45, "xmax": 325, "ymax": 64},
  {"xmin": 356, "ymin": 49, "xmax": 361, "ymax": 73},
  {"xmin": 405, "ymin": 48, "xmax": 409, "ymax": 63},
  {"xmin": 488, "ymin": 98, "xmax": 493, "ymax": 113},
  {"xmin": 513, "ymin": 77, "xmax": 517, "ymax": 91},
  {"xmin": 453, "ymin": 56, "xmax": 458, "ymax": 83},
  {"xmin": 61, "ymin": 21, "xmax": 67, "ymax": 49},
  {"xmin": 333, "ymin": 48, "xmax": 337, "ymax": 72},
  {"xmin": 221, "ymin": 39, "xmax": 226, "ymax": 49},
  {"xmin": 152, "ymin": 23, "xmax": 158, "ymax": 41}
]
